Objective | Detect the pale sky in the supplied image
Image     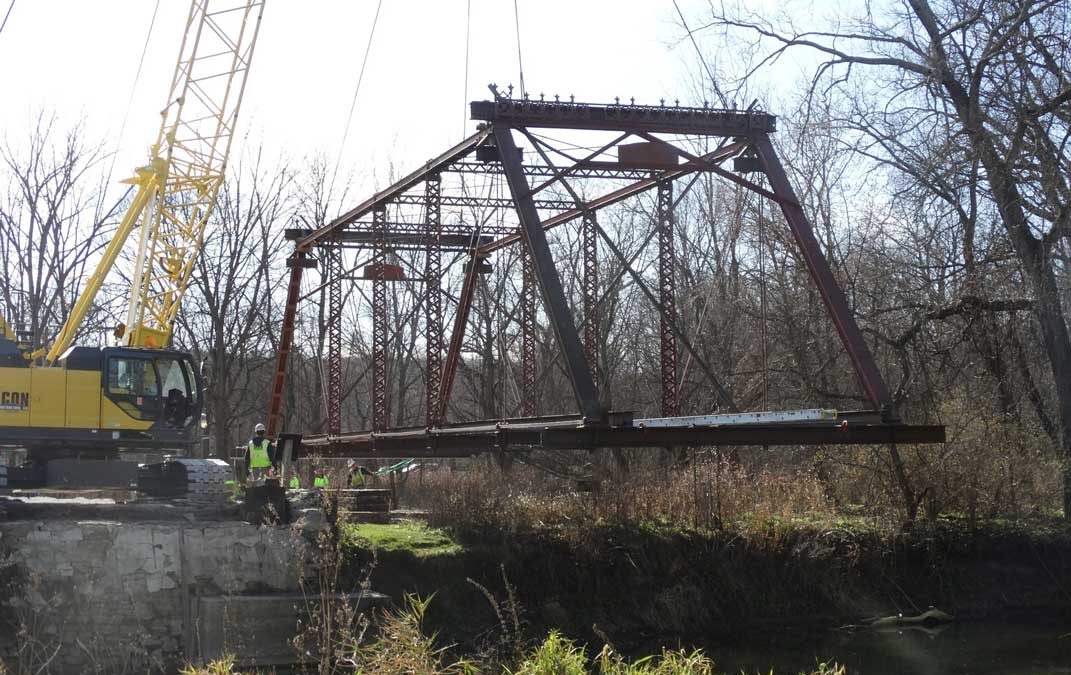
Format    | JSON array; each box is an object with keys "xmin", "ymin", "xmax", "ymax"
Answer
[{"xmin": 0, "ymin": 1, "xmax": 720, "ymax": 206}]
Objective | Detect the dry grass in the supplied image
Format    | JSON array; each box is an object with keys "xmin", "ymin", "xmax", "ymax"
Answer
[
  {"xmin": 399, "ymin": 454, "xmax": 836, "ymax": 534},
  {"xmin": 396, "ymin": 428, "xmax": 1063, "ymax": 533}
]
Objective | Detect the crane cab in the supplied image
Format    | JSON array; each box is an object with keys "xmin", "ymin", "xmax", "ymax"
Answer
[{"xmin": 0, "ymin": 340, "xmax": 204, "ymax": 460}]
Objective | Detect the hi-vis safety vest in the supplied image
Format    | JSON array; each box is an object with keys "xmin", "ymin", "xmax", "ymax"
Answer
[
  {"xmin": 289, "ymin": 475, "xmax": 301, "ymax": 489},
  {"xmin": 350, "ymin": 471, "xmax": 364, "ymax": 487},
  {"xmin": 314, "ymin": 476, "xmax": 328, "ymax": 488},
  {"xmin": 248, "ymin": 439, "xmax": 271, "ymax": 468}
]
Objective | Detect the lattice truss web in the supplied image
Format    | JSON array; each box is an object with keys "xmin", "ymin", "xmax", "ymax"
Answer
[{"xmin": 281, "ymin": 118, "xmax": 879, "ymax": 436}]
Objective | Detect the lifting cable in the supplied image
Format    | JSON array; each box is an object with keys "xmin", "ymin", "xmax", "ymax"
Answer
[
  {"xmin": 462, "ymin": 0, "xmax": 472, "ymax": 136},
  {"xmin": 330, "ymin": 0, "xmax": 385, "ymax": 202},
  {"xmin": 672, "ymin": 0, "xmax": 728, "ymax": 108},
  {"xmin": 512, "ymin": 0, "xmax": 526, "ymax": 98},
  {"xmin": 0, "ymin": 0, "xmax": 14, "ymax": 37},
  {"xmin": 495, "ymin": 177, "xmax": 513, "ymax": 419},
  {"xmin": 98, "ymin": 0, "xmax": 162, "ymax": 220},
  {"xmin": 758, "ymin": 181, "xmax": 769, "ymax": 410}
]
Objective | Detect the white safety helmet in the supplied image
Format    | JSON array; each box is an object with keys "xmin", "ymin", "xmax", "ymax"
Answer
[{"xmin": 254, "ymin": 423, "xmax": 266, "ymax": 434}]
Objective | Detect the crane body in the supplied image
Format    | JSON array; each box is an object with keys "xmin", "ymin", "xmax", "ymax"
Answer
[{"xmin": 0, "ymin": 0, "xmax": 264, "ymax": 464}]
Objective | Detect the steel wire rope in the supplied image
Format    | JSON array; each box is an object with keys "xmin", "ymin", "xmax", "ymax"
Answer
[
  {"xmin": 758, "ymin": 180, "xmax": 769, "ymax": 410},
  {"xmin": 494, "ymin": 174, "xmax": 512, "ymax": 418},
  {"xmin": 329, "ymin": 0, "xmax": 385, "ymax": 205},
  {"xmin": 672, "ymin": 0, "xmax": 729, "ymax": 108},
  {"xmin": 512, "ymin": 0, "xmax": 526, "ymax": 98},
  {"xmin": 97, "ymin": 0, "xmax": 162, "ymax": 221},
  {"xmin": 306, "ymin": 257, "xmax": 332, "ymax": 431},
  {"xmin": 0, "ymin": 0, "xmax": 14, "ymax": 37},
  {"xmin": 440, "ymin": 164, "xmax": 501, "ymax": 422},
  {"xmin": 461, "ymin": 0, "xmax": 472, "ymax": 136},
  {"xmin": 677, "ymin": 286, "xmax": 712, "ymax": 399},
  {"xmin": 527, "ymin": 131, "xmax": 610, "ymax": 156}
]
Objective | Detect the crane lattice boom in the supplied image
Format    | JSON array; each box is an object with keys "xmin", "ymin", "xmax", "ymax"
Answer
[{"xmin": 43, "ymin": 0, "xmax": 264, "ymax": 363}]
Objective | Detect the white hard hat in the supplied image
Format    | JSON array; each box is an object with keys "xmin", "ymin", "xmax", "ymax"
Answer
[{"xmin": 254, "ymin": 423, "xmax": 266, "ymax": 433}]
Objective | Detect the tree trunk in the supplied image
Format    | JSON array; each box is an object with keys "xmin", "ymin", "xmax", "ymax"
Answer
[
  {"xmin": 912, "ymin": 0, "xmax": 1071, "ymax": 514},
  {"xmin": 975, "ymin": 148, "xmax": 1071, "ymax": 514}
]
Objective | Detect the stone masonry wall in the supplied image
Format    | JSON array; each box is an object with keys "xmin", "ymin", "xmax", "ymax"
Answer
[{"xmin": 0, "ymin": 514, "xmax": 324, "ymax": 673}]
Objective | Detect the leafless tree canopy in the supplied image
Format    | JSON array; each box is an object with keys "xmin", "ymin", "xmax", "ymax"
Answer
[
  {"xmin": 0, "ymin": 113, "xmax": 113, "ymax": 352},
  {"xmin": 3, "ymin": 0, "xmax": 1069, "ymax": 521},
  {"xmin": 683, "ymin": 0, "xmax": 1070, "ymax": 515}
]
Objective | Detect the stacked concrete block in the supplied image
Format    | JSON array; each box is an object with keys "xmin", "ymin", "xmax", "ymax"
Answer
[{"xmin": 0, "ymin": 507, "xmax": 341, "ymax": 673}]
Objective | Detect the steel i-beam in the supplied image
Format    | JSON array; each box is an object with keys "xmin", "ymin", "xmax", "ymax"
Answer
[
  {"xmin": 494, "ymin": 125, "xmax": 604, "ymax": 422},
  {"xmin": 372, "ymin": 206, "xmax": 389, "ymax": 430},
  {"xmin": 424, "ymin": 175, "xmax": 443, "ymax": 426},
  {"xmin": 657, "ymin": 179, "xmax": 680, "ymax": 417}
]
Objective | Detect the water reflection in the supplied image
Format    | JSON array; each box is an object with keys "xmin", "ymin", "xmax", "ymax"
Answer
[{"xmin": 704, "ymin": 619, "xmax": 1071, "ymax": 674}]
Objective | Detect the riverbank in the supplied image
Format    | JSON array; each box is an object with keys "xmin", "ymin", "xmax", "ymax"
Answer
[{"xmin": 341, "ymin": 515, "xmax": 1071, "ymax": 658}]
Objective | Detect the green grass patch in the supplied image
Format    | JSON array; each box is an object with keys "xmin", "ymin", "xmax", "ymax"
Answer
[{"xmin": 341, "ymin": 520, "xmax": 463, "ymax": 558}]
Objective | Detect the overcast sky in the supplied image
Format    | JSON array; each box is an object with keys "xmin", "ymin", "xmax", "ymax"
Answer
[{"xmin": 0, "ymin": 1, "xmax": 730, "ymax": 207}]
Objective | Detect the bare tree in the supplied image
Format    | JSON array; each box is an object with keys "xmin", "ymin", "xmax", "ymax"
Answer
[
  {"xmin": 695, "ymin": 0, "xmax": 1071, "ymax": 514},
  {"xmin": 174, "ymin": 146, "xmax": 293, "ymax": 456},
  {"xmin": 0, "ymin": 113, "xmax": 112, "ymax": 352}
]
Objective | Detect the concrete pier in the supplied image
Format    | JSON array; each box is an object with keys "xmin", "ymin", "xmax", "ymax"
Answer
[{"xmin": 0, "ymin": 495, "xmax": 383, "ymax": 672}]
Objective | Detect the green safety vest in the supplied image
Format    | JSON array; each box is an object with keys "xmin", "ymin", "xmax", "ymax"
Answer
[
  {"xmin": 248, "ymin": 439, "xmax": 271, "ymax": 468},
  {"xmin": 350, "ymin": 471, "xmax": 364, "ymax": 487},
  {"xmin": 289, "ymin": 475, "xmax": 301, "ymax": 489},
  {"xmin": 314, "ymin": 476, "xmax": 328, "ymax": 488}
]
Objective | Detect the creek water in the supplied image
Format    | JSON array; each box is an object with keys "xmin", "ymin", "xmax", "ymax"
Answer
[{"xmin": 695, "ymin": 619, "xmax": 1070, "ymax": 674}]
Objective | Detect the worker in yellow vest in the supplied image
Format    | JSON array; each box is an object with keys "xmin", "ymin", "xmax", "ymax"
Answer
[
  {"xmin": 244, "ymin": 422, "xmax": 274, "ymax": 482},
  {"xmin": 288, "ymin": 473, "xmax": 301, "ymax": 490},
  {"xmin": 313, "ymin": 470, "xmax": 328, "ymax": 489},
  {"xmin": 347, "ymin": 459, "xmax": 374, "ymax": 487}
]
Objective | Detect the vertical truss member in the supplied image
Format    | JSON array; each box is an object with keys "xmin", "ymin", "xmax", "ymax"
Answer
[
  {"xmin": 424, "ymin": 174, "xmax": 443, "ymax": 426},
  {"xmin": 582, "ymin": 212, "xmax": 600, "ymax": 388},
  {"xmin": 521, "ymin": 244, "xmax": 538, "ymax": 416},
  {"xmin": 327, "ymin": 241, "xmax": 343, "ymax": 436},
  {"xmin": 372, "ymin": 205, "xmax": 389, "ymax": 431},
  {"xmin": 273, "ymin": 97, "xmax": 927, "ymax": 448},
  {"xmin": 657, "ymin": 179, "xmax": 680, "ymax": 417}
]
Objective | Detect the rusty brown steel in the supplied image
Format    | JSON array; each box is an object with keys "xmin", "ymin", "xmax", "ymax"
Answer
[
  {"xmin": 371, "ymin": 206, "xmax": 389, "ymax": 430},
  {"xmin": 657, "ymin": 179, "xmax": 680, "ymax": 417},
  {"xmin": 424, "ymin": 175, "xmax": 443, "ymax": 426},
  {"xmin": 326, "ymin": 242, "xmax": 343, "ymax": 435},
  {"xmin": 582, "ymin": 212, "xmax": 599, "ymax": 387},
  {"xmin": 265, "ymin": 251, "xmax": 311, "ymax": 439},
  {"xmin": 521, "ymin": 243, "xmax": 537, "ymax": 416}
]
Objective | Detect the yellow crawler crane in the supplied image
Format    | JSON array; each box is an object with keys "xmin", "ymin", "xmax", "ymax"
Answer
[{"xmin": 0, "ymin": 1, "xmax": 264, "ymax": 465}]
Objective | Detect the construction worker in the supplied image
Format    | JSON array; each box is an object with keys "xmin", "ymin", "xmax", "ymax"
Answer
[
  {"xmin": 244, "ymin": 422, "xmax": 274, "ymax": 482},
  {"xmin": 313, "ymin": 469, "xmax": 328, "ymax": 489},
  {"xmin": 288, "ymin": 473, "xmax": 301, "ymax": 490},
  {"xmin": 347, "ymin": 459, "xmax": 374, "ymax": 487}
]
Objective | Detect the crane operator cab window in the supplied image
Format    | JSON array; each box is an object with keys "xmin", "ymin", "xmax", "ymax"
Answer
[
  {"xmin": 106, "ymin": 356, "xmax": 195, "ymax": 426},
  {"xmin": 157, "ymin": 357, "xmax": 195, "ymax": 427},
  {"xmin": 108, "ymin": 358, "xmax": 157, "ymax": 397}
]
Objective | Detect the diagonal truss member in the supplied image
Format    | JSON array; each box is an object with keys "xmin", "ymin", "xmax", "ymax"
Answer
[{"xmin": 263, "ymin": 94, "xmax": 940, "ymax": 453}]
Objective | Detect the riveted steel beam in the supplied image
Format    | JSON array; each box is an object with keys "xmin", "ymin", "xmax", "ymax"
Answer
[{"xmin": 495, "ymin": 125, "xmax": 604, "ymax": 423}]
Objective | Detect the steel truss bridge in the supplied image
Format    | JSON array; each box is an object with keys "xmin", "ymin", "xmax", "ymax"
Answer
[{"xmin": 265, "ymin": 90, "xmax": 944, "ymax": 457}]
